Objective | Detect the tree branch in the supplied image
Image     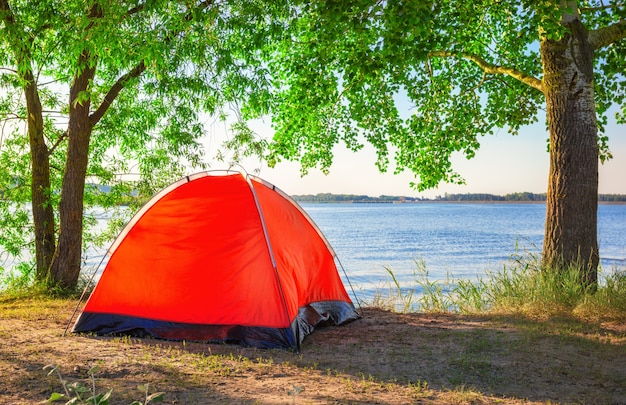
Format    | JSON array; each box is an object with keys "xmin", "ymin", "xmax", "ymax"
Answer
[
  {"xmin": 579, "ymin": 3, "xmax": 624, "ymax": 13},
  {"xmin": 89, "ymin": 61, "xmax": 146, "ymax": 126},
  {"xmin": 48, "ymin": 130, "xmax": 68, "ymax": 155},
  {"xmin": 428, "ymin": 51, "xmax": 544, "ymax": 93},
  {"xmin": 126, "ymin": 3, "xmax": 146, "ymax": 16},
  {"xmin": 0, "ymin": 113, "xmax": 24, "ymax": 120},
  {"xmin": 588, "ymin": 19, "xmax": 626, "ymax": 50},
  {"xmin": 185, "ymin": 0, "xmax": 215, "ymax": 22},
  {"xmin": 0, "ymin": 0, "xmax": 14, "ymax": 23},
  {"xmin": 89, "ymin": 0, "xmax": 216, "ymax": 127},
  {"xmin": 125, "ymin": 0, "xmax": 159, "ymax": 18}
]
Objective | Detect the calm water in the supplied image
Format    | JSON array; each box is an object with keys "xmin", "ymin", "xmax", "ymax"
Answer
[
  {"xmin": 300, "ymin": 203, "xmax": 626, "ymax": 302},
  {"xmin": 3, "ymin": 203, "xmax": 625, "ymax": 302}
]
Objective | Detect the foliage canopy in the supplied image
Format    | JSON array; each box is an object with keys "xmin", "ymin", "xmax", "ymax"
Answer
[
  {"xmin": 0, "ymin": 1, "xmax": 625, "ymax": 290},
  {"xmin": 0, "ymin": 0, "xmax": 282, "ymax": 288},
  {"xmin": 236, "ymin": 0, "xmax": 625, "ymax": 191}
]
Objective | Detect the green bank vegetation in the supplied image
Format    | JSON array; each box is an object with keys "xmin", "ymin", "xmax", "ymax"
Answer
[
  {"xmin": 372, "ymin": 255, "xmax": 626, "ymax": 323},
  {"xmin": 3, "ymin": 252, "xmax": 625, "ymax": 321}
]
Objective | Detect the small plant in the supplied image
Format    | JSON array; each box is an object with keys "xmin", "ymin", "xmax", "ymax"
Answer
[
  {"xmin": 44, "ymin": 364, "xmax": 112, "ymax": 405},
  {"xmin": 414, "ymin": 264, "xmax": 453, "ymax": 313},
  {"xmin": 43, "ymin": 365, "xmax": 164, "ymax": 405},
  {"xmin": 287, "ymin": 384, "xmax": 304, "ymax": 404},
  {"xmin": 0, "ymin": 261, "xmax": 36, "ymax": 293},
  {"xmin": 131, "ymin": 384, "xmax": 165, "ymax": 405},
  {"xmin": 384, "ymin": 265, "xmax": 416, "ymax": 312},
  {"xmin": 408, "ymin": 379, "xmax": 429, "ymax": 396}
]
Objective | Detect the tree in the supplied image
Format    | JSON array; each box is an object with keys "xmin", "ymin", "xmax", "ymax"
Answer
[
  {"xmin": 0, "ymin": 0, "xmax": 278, "ymax": 290},
  {"xmin": 246, "ymin": 0, "xmax": 625, "ymax": 288}
]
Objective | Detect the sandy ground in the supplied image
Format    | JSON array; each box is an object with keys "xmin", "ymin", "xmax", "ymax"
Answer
[{"xmin": 1, "ymin": 298, "xmax": 625, "ymax": 404}]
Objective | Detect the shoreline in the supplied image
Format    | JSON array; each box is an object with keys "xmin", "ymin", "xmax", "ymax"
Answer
[{"xmin": 298, "ymin": 200, "xmax": 626, "ymax": 205}]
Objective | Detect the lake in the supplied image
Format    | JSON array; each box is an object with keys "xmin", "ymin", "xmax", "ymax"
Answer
[
  {"xmin": 3, "ymin": 202, "xmax": 625, "ymax": 303},
  {"xmin": 299, "ymin": 202, "xmax": 626, "ymax": 303}
]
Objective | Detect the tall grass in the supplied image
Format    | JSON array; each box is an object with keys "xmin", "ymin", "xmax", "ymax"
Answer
[
  {"xmin": 371, "ymin": 255, "xmax": 626, "ymax": 322},
  {"xmin": 0, "ymin": 261, "xmax": 35, "ymax": 293},
  {"xmin": 0, "ymin": 262, "xmax": 86, "ymax": 299}
]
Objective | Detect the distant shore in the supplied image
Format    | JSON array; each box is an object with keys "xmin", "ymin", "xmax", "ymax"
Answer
[{"xmin": 293, "ymin": 192, "xmax": 626, "ymax": 204}]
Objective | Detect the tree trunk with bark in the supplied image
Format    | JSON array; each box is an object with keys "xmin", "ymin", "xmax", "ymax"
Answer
[
  {"xmin": 540, "ymin": 17, "xmax": 599, "ymax": 287},
  {"xmin": 24, "ymin": 76, "xmax": 57, "ymax": 282},
  {"xmin": 48, "ymin": 52, "xmax": 96, "ymax": 289},
  {"xmin": 1, "ymin": 0, "xmax": 57, "ymax": 283}
]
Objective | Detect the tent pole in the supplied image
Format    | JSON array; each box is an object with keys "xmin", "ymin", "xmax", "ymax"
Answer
[
  {"xmin": 249, "ymin": 174, "xmax": 363, "ymax": 315},
  {"xmin": 245, "ymin": 175, "xmax": 294, "ymax": 346}
]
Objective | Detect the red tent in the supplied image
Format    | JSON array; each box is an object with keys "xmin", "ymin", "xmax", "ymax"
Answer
[{"xmin": 72, "ymin": 171, "xmax": 359, "ymax": 350}]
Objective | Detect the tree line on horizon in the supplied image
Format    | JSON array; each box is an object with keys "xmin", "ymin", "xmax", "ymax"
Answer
[{"xmin": 293, "ymin": 192, "xmax": 626, "ymax": 203}]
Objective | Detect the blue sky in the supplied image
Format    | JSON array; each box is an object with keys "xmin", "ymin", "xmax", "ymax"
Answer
[{"xmin": 207, "ymin": 112, "xmax": 625, "ymax": 199}]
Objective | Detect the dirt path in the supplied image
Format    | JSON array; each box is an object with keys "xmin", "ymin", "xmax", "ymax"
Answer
[{"xmin": 1, "ymin": 298, "xmax": 625, "ymax": 404}]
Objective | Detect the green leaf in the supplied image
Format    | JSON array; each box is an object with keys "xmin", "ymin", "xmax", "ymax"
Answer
[
  {"xmin": 99, "ymin": 390, "xmax": 113, "ymax": 404},
  {"xmin": 146, "ymin": 392, "xmax": 165, "ymax": 403},
  {"xmin": 86, "ymin": 390, "xmax": 112, "ymax": 405},
  {"xmin": 45, "ymin": 392, "xmax": 67, "ymax": 403},
  {"xmin": 43, "ymin": 364, "xmax": 58, "ymax": 376},
  {"xmin": 87, "ymin": 365, "xmax": 100, "ymax": 376},
  {"xmin": 67, "ymin": 382, "xmax": 90, "ymax": 394},
  {"xmin": 136, "ymin": 384, "xmax": 149, "ymax": 393}
]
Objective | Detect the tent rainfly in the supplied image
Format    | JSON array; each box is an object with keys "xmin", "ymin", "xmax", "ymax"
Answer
[{"xmin": 72, "ymin": 171, "xmax": 359, "ymax": 350}]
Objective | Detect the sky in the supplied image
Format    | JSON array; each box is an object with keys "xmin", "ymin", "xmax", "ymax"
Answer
[{"xmin": 203, "ymin": 112, "xmax": 626, "ymax": 199}]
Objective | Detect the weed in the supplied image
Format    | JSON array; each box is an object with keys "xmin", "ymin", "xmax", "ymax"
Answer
[
  {"xmin": 131, "ymin": 384, "xmax": 165, "ymax": 405},
  {"xmin": 43, "ymin": 364, "xmax": 164, "ymax": 405},
  {"xmin": 44, "ymin": 364, "xmax": 112, "ymax": 405},
  {"xmin": 287, "ymin": 385, "xmax": 304, "ymax": 395},
  {"xmin": 384, "ymin": 265, "xmax": 416, "ymax": 312},
  {"xmin": 447, "ymin": 384, "xmax": 483, "ymax": 402},
  {"xmin": 0, "ymin": 261, "xmax": 36, "ymax": 293},
  {"xmin": 287, "ymin": 384, "xmax": 304, "ymax": 404},
  {"xmin": 407, "ymin": 379, "xmax": 429, "ymax": 396}
]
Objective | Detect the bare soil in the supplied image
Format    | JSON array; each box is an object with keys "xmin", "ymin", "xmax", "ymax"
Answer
[{"xmin": 1, "ymin": 297, "xmax": 625, "ymax": 404}]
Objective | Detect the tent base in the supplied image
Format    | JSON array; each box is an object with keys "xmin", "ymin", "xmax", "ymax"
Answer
[{"xmin": 72, "ymin": 300, "xmax": 360, "ymax": 350}]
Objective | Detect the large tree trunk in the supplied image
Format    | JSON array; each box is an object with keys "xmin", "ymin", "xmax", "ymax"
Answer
[
  {"xmin": 24, "ymin": 75, "xmax": 56, "ymax": 282},
  {"xmin": 540, "ymin": 17, "xmax": 599, "ymax": 288},
  {"xmin": 49, "ymin": 53, "xmax": 96, "ymax": 289},
  {"xmin": 1, "ymin": 0, "xmax": 56, "ymax": 283}
]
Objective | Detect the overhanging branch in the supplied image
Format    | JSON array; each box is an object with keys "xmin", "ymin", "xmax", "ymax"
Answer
[
  {"xmin": 89, "ymin": 0, "xmax": 216, "ymax": 127},
  {"xmin": 429, "ymin": 51, "xmax": 544, "ymax": 93},
  {"xmin": 580, "ymin": 3, "xmax": 624, "ymax": 13},
  {"xmin": 89, "ymin": 61, "xmax": 146, "ymax": 126},
  {"xmin": 588, "ymin": 19, "xmax": 626, "ymax": 50}
]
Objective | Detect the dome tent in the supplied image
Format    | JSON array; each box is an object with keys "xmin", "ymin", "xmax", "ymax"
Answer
[{"xmin": 72, "ymin": 171, "xmax": 359, "ymax": 350}]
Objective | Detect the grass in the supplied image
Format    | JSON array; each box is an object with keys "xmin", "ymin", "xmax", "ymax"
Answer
[
  {"xmin": 370, "ymin": 254, "xmax": 626, "ymax": 323},
  {"xmin": 2, "ymin": 295, "xmax": 625, "ymax": 403},
  {"xmin": 0, "ymin": 292, "xmax": 77, "ymax": 322},
  {"xmin": 2, "ymin": 257, "xmax": 626, "ymax": 404}
]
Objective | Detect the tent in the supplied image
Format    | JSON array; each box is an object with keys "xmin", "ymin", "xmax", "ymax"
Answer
[{"xmin": 72, "ymin": 171, "xmax": 359, "ymax": 350}]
